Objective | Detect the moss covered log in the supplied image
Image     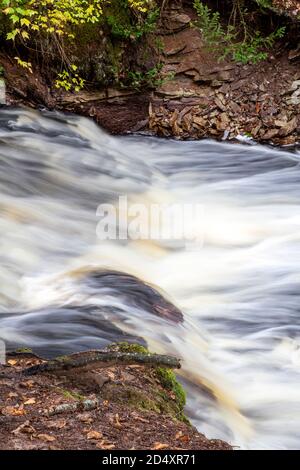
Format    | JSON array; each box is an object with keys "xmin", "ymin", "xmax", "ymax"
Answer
[{"xmin": 23, "ymin": 348, "xmax": 181, "ymax": 376}]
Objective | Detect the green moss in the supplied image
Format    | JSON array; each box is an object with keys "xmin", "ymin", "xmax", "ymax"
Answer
[
  {"xmin": 157, "ymin": 389, "xmax": 190, "ymax": 425},
  {"xmin": 104, "ymin": 342, "xmax": 189, "ymax": 424},
  {"xmin": 59, "ymin": 389, "xmax": 86, "ymax": 401},
  {"xmin": 155, "ymin": 367, "xmax": 186, "ymax": 410},
  {"xmin": 72, "ymin": 22, "xmax": 104, "ymax": 45},
  {"xmin": 15, "ymin": 347, "xmax": 33, "ymax": 354},
  {"xmin": 107, "ymin": 342, "xmax": 149, "ymax": 354},
  {"xmin": 102, "ymin": 382, "xmax": 188, "ymax": 422},
  {"xmin": 255, "ymin": 0, "xmax": 272, "ymax": 7},
  {"xmin": 55, "ymin": 355, "xmax": 71, "ymax": 363},
  {"xmin": 105, "ymin": 0, "xmax": 159, "ymax": 40},
  {"xmin": 102, "ymin": 384, "xmax": 161, "ymax": 413}
]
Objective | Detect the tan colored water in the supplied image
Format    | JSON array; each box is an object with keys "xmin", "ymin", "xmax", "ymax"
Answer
[{"xmin": 1, "ymin": 108, "xmax": 300, "ymax": 449}]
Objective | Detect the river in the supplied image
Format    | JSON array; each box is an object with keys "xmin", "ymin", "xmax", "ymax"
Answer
[{"xmin": 0, "ymin": 107, "xmax": 300, "ymax": 449}]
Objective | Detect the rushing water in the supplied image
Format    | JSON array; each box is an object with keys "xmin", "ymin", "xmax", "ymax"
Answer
[{"xmin": 0, "ymin": 107, "xmax": 300, "ymax": 449}]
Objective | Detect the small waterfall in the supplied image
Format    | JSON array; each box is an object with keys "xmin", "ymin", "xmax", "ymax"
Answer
[{"xmin": 0, "ymin": 107, "xmax": 300, "ymax": 448}]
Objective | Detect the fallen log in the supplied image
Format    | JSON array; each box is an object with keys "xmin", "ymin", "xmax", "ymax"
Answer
[{"xmin": 23, "ymin": 350, "xmax": 181, "ymax": 376}]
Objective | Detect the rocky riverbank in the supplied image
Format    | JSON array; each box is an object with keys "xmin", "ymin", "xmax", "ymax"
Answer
[
  {"xmin": 0, "ymin": 344, "xmax": 232, "ymax": 450},
  {"xmin": 1, "ymin": 1, "xmax": 299, "ymax": 146},
  {"xmin": 148, "ymin": 7, "xmax": 300, "ymax": 146}
]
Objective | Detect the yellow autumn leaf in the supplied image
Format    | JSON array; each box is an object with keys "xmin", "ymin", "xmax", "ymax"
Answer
[
  {"xmin": 37, "ymin": 434, "xmax": 56, "ymax": 442},
  {"xmin": 20, "ymin": 18, "xmax": 30, "ymax": 27},
  {"xmin": 151, "ymin": 442, "xmax": 169, "ymax": 450},
  {"xmin": 24, "ymin": 398, "xmax": 36, "ymax": 405},
  {"xmin": 87, "ymin": 430, "xmax": 103, "ymax": 440},
  {"xmin": 21, "ymin": 30, "xmax": 30, "ymax": 40},
  {"xmin": 2, "ymin": 406, "xmax": 26, "ymax": 416},
  {"xmin": 7, "ymin": 359, "xmax": 17, "ymax": 366}
]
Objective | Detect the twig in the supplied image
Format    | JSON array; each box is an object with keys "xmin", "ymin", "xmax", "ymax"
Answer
[{"xmin": 45, "ymin": 398, "xmax": 100, "ymax": 416}]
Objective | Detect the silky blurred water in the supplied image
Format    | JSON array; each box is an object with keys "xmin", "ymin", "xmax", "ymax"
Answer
[{"xmin": 0, "ymin": 107, "xmax": 300, "ymax": 449}]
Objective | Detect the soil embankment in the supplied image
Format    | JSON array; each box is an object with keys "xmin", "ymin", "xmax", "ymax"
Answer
[{"xmin": 0, "ymin": 345, "xmax": 232, "ymax": 450}]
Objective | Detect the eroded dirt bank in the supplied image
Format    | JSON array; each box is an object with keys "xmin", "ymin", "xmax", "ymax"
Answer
[
  {"xmin": 149, "ymin": 3, "xmax": 300, "ymax": 146},
  {"xmin": 0, "ymin": 344, "xmax": 232, "ymax": 450},
  {"xmin": 2, "ymin": 1, "xmax": 300, "ymax": 146}
]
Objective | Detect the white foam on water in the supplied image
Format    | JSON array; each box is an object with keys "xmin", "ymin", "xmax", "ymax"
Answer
[{"xmin": 0, "ymin": 108, "xmax": 300, "ymax": 448}]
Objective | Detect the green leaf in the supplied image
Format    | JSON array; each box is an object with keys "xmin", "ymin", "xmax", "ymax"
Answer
[
  {"xmin": 6, "ymin": 29, "xmax": 19, "ymax": 40},
  {"xmin": 11, "ymin": 14, "xmax": 20, "ymax": 24},
  {"xmin": 20, "ymin": 18, "xmax": 30, "ymax": 27}
]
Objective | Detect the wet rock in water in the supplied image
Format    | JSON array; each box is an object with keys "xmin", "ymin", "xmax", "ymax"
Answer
[
  {"xmin": 2, "ymin": 268, "xmax": 184, "ymax": 359},
  {"xmin": 86, "ymin": 270, "xmax": 184, "ymax": 323},
  {"xmin": 3, "ymin": 306, "xmax": 147, "ymax": 359}
]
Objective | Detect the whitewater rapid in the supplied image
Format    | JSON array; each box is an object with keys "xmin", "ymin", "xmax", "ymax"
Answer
[{"xmin": 0, "ymin": 107, "xmax": 300, "ymax": 449}]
